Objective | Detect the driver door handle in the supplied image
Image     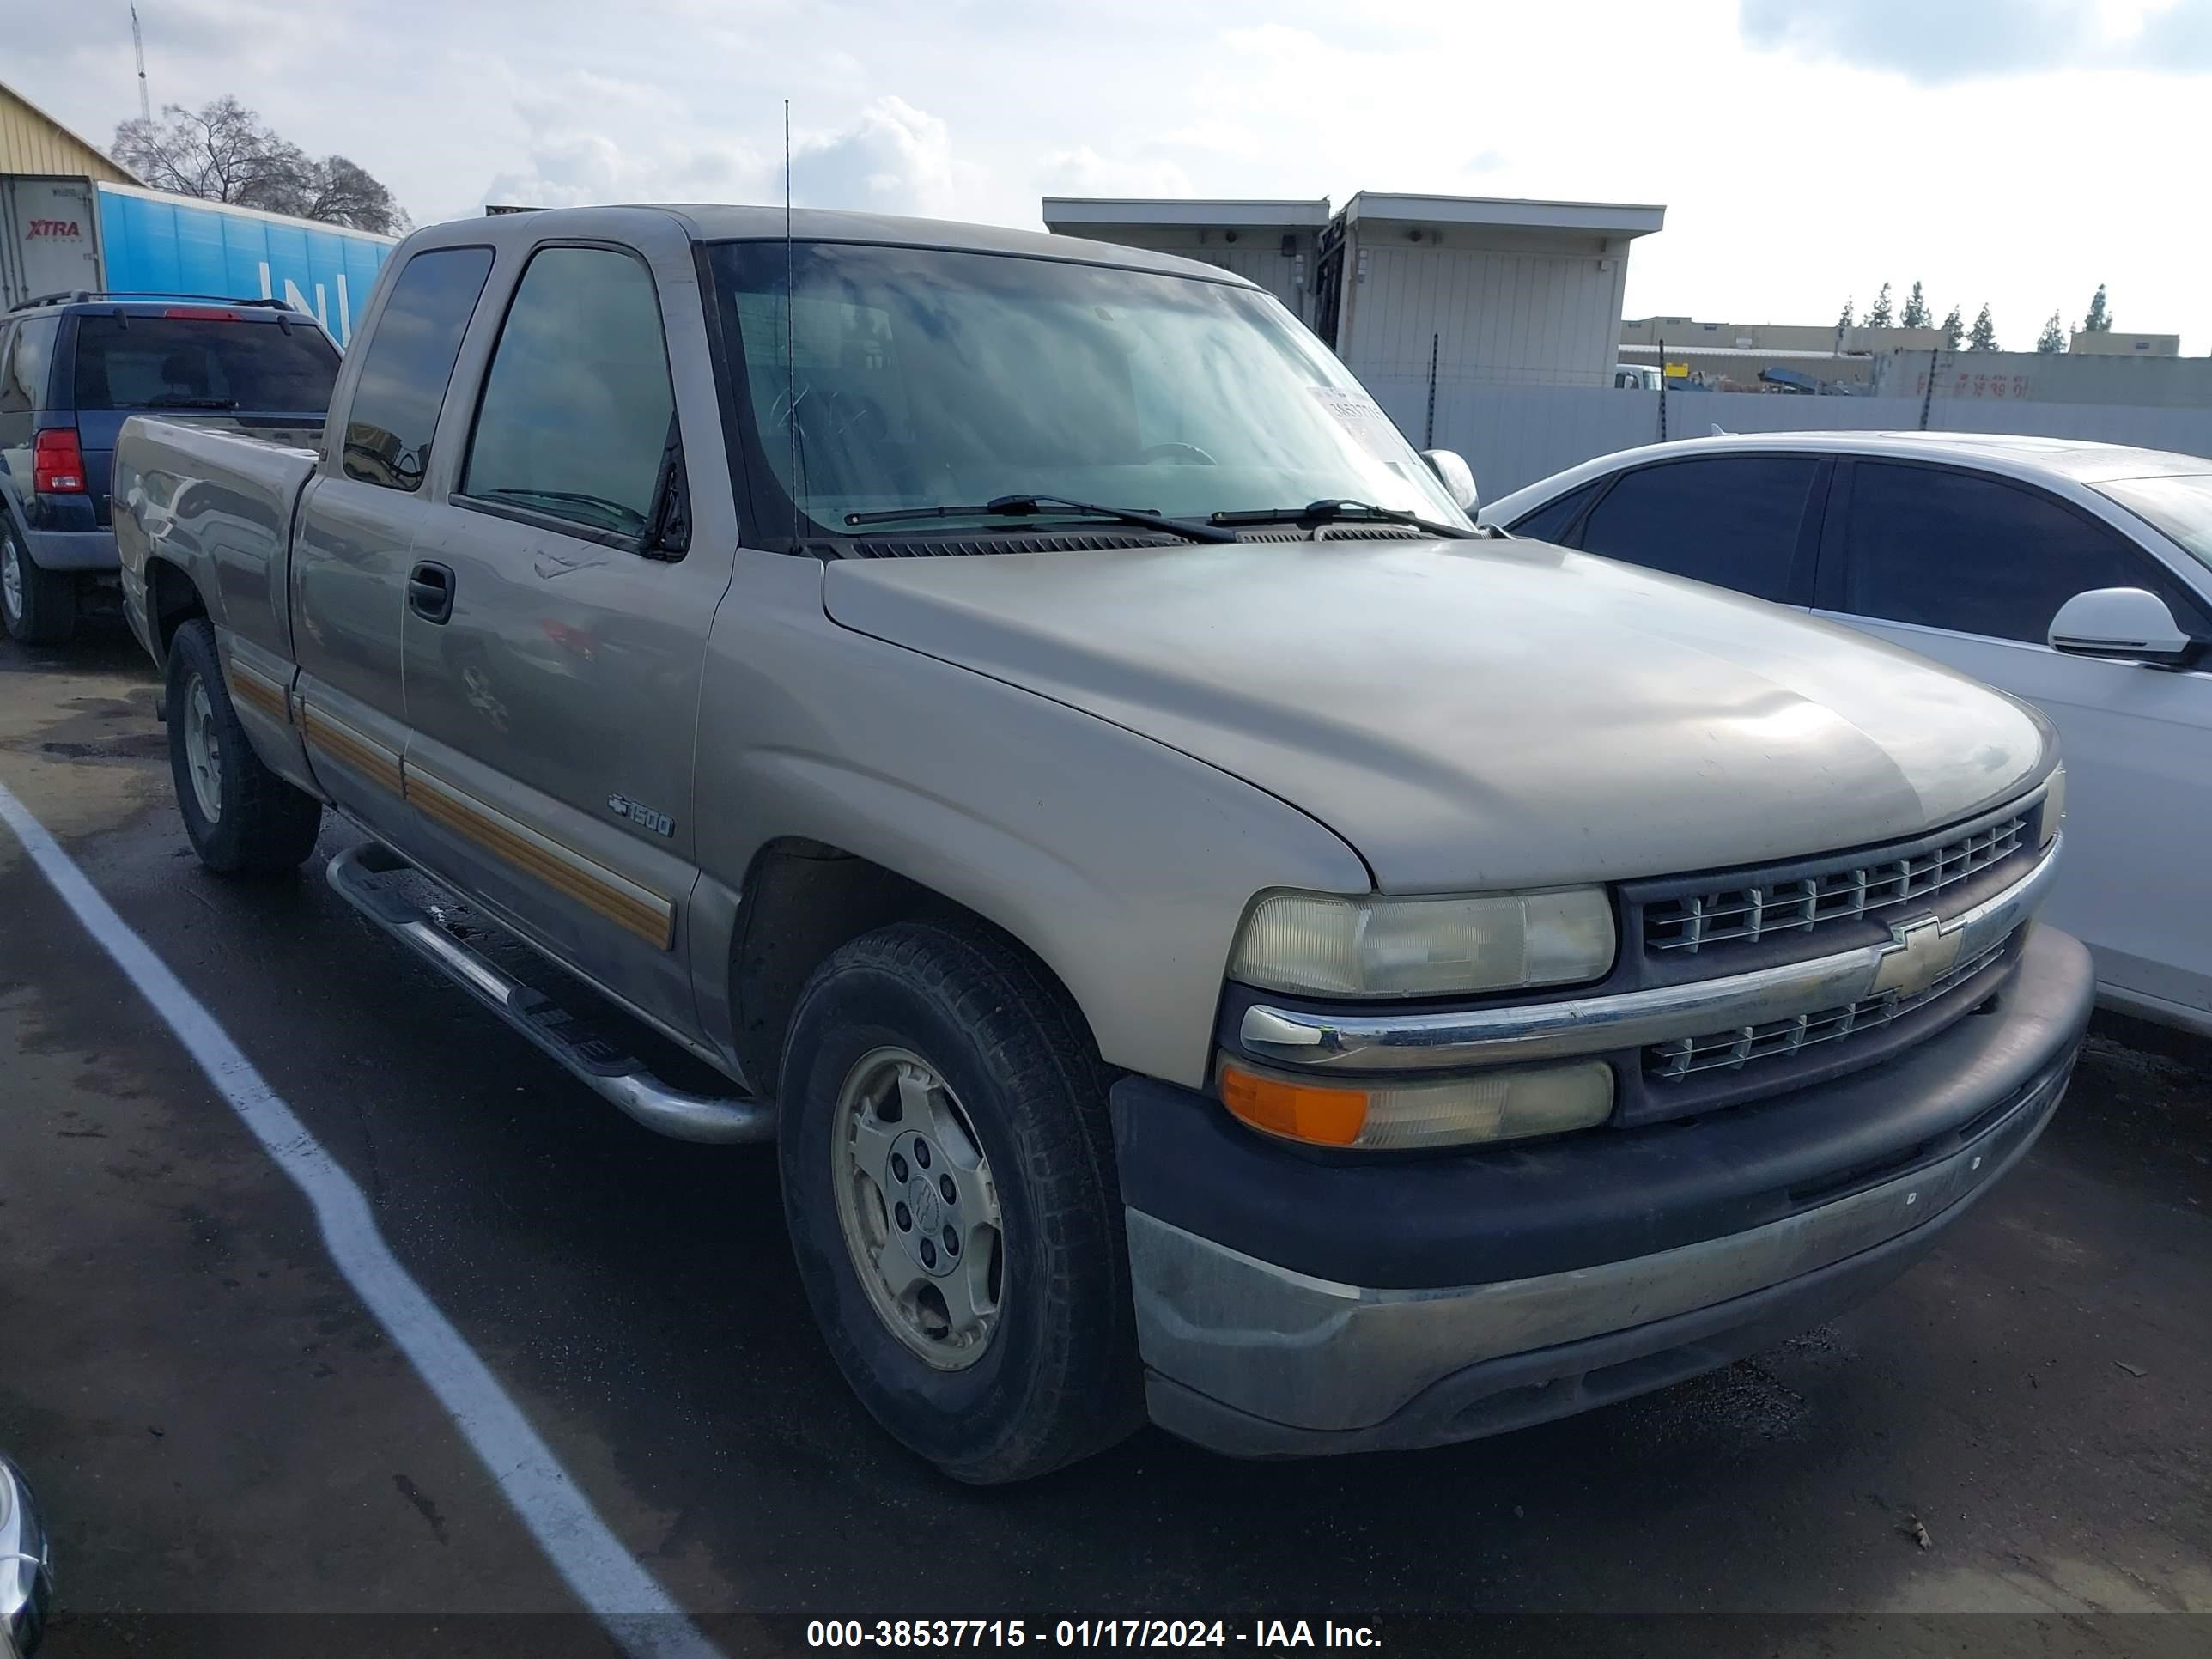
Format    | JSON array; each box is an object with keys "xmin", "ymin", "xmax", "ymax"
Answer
[{"xmin": 407, "ymin": 561, "xmax": 454, "ymax": 624}]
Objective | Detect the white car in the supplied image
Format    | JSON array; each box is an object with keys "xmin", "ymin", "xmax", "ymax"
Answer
[{"xmin": 1483, "ymin": 431, "xmax": 2212, "ymax": 1036}]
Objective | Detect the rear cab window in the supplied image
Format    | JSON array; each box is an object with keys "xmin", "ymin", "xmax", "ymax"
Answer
[
  {"xmin": 341, "ymin": 246, "xmax": 498, "ymax": 491},
  {"xmin": 71, "ymin": 314, "xmax": 339, "ymax": 413}
]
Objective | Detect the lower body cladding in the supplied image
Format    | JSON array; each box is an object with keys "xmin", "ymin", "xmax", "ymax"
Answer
[{"xmin": 1110, "ymin": 925, "xmax": 2094, "ymax": 1457}]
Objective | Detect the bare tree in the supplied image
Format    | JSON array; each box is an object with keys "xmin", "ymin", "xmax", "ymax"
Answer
[
  {"xmin": 258, "ymin": 156, "xmax": 412, "ymax": 235},
  {"xmin": 112, "ymin": 98, "xmax": 410, "ymax": 234}
]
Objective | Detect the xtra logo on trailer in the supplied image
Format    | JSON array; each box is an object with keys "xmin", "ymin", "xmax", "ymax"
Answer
[{"xmin": 27, "ymin": 219, "xmax": 83, "ymax": 240}]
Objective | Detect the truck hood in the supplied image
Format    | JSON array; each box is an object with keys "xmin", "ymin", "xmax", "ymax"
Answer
[{"xmin": 821, "ymin": 538, "xmax": 2052, "ymax": 891}]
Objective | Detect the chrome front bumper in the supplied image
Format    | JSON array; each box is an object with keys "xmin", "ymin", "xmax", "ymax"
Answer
[
  {"xmin": 1240, "ymin": 834, "xmax": 2064, "ymax": 1073},
  {"xmin": 1135, "ymin": 1049, "xmax": 2070, "ymax": 1455}
]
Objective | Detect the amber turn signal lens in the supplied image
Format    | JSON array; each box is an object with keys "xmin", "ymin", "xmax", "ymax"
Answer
[
  {"xmin": 1217, "ymin": 1053, "xmax": 1616, "ymax": 1151},
  {"xmin": 1218, "ymin": 1061, "xmax": 1370, "ymax": 1147}
]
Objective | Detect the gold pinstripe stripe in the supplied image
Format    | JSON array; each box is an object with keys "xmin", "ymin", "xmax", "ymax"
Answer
[
  {"xmin": 225, "ymin": 662, "xmax": 290, "ymax": 726},
  {"xmin": 402, "ymin": 766, "xmax": 675, "ymax": 951},
  {"xmin": 301, "ymin": 703, "xmax": 404, "ymax": 799}
]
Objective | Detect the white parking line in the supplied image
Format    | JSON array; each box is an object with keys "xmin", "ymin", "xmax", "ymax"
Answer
[{"xmin": 0, "ymin": 780, "xmax": 720, "ymax": 1659}]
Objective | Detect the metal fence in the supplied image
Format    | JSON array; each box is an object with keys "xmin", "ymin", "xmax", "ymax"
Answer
[{"xmin": 1358, "ymin": 375, "xmax": 2212, "ymax": 502}]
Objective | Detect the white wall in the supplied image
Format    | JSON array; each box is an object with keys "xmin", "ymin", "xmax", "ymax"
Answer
[
  {"xmin": 1379, "ymin": 383, "xmax": 2212, "ymax": 502},
  {"xmin": 1188, "ymin": 244, "xmax": 1310, "ymax": 324},
  {"xmin": 1342, "ymin": 244, "xmax": 1626, "ymax": 392}
]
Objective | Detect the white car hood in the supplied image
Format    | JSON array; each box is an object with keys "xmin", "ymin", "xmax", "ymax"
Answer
[{"xmin": 823, "ymin": 537, "xmax": 2053, "ymax": 891}]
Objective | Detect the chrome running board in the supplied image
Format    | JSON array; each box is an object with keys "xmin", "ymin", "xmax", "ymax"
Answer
[{"xmin": 325, "ymin": 841, "xmax": 774, "ymax": 1143}]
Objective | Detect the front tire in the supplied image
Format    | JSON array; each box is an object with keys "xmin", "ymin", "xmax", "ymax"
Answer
[
  {"xmin": 165, "ymin": 617, "xmax": 324, "ymax": 876},
  {"xmin": 779, "ymin": 921, "xmax": 1142, "ymax": 1484},
  {"xmin": 1, "ymin": 520, "xmax": 77, "ymax": 646}
]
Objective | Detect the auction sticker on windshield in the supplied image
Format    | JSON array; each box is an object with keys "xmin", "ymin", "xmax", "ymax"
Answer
[{"xmin": 1306, "ymin": 385, "xmax": 1406, "ymax": 460}]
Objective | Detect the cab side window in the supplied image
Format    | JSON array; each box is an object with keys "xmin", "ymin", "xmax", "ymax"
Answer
[
  {"xmin": 1839, "ymin": 461, "xmax": 2205, "ymax": 643},
  {"xmin": 1572, "ymin": 456, "xmax": 1820, "ymax": 603},
  {"xmin": 342, "ymin": 246, "xmax": 496, "ymax": 491},
  {"xmin": 458, "ymin": 246, "xmax": 678, "ymax": 545}
]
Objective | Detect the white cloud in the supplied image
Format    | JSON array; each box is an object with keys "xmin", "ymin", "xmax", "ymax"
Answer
[
  {"xmin": 478, "ymin": 88, "xmax": 970, "ymax": 219},
  {"xmin": 1162, "ymin": 120, "xmax": 1266, "ymax": 160},
  {"xmin": 792, "ymin": 97, "xmax": 972, "ymax": 216},
  {"xmin": 3, "ymin": 0, "xmax": 2208, "ymax": 349},
  {"xmin": 1034, "ymin": 146, "xmax": 1194, "ymax": 199}
]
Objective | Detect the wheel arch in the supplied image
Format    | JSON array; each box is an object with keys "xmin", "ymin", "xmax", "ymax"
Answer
[
  {"xmin": 728, "ymin": 836, "xmax": 1103, "ymax": 1099},
  {"xmin": 143, "ymin": 554, "xmax": 209, "ymax": 666}
]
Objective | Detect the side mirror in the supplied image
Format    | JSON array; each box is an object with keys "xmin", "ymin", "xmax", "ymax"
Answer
[
  {"xmin": 1420, "ymin": 448, "xmax": 1479, "ymax": 515},
  {"xmin": 2047, "ymin": 586, "xmax": 2194, "ymax": 667}
]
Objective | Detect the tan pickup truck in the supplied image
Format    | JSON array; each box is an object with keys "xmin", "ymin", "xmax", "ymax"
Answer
[{"xmin": 112, "ymin": 204, "xmax": 2091, "ymax": 1482}]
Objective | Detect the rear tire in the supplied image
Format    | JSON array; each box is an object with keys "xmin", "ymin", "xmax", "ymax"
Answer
[
  {"xmin": 165, "ymin": 617, "xmax": 324, "ymax": 876},
  {"xmin": 1, "ymin": 520, "xmax": 78, "ymax": 646},
  {"xmin": 779, "ymin": 920, "xmax": 1142, "ymax": 1484}
]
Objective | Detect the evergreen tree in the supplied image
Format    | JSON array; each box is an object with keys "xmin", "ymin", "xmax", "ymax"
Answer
[
  {"xmin": 1941, "ymin": 305, "xmax": 1965, "ymax": 349},
  {"xmin": 2036, "ymin": 312, "xmax": 2067, "ymax": 353},
  {"xmin": 1868, "ymin": 283, "xmax": 1895, "ymax": 328},
  {"xmin": 1967, "ymin": 303, "xmax": 1999, "ymax": 352},
  {"xmin": 1837, "ymin": 297, "xmax": 1855, "ymax": 330},
  {"xmin": 2083, "ymin": 284, "xmax": 2112, "ymax": 332},
  {"xmin": 1900, "ymin": 280, "xmax": 1931, "ymax": 329}
]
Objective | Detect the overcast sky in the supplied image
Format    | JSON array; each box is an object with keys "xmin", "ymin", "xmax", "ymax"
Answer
[{"xmin": 9, "ymin": 0, "xmax": 2209, "ymax": 350}]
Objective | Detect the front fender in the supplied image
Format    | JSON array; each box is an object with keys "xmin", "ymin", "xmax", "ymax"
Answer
[{"xmin": 696, "ymin": 554, "xmax": 1372, "ymax": 1090}]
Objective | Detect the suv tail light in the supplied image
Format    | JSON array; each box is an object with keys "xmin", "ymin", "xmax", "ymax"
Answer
[
  {"xmin": 163, "ymin": 306, "xmax": 241, "ymax": 321},
  {"xmin": 32, "ymin": 428, "xmax": 86, "ymax": 493}
]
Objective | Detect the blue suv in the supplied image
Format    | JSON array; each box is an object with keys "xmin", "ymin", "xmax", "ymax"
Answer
[{"xmin": 0, "ymin": 292, "xmax": 339, "ymax": 644}]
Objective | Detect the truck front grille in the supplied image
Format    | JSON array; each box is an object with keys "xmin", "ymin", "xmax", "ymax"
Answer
[
  {"xmin": 1646, "ymin": 941, "xmax": 2008, "ymax": 1081},
  {"xmin": 1643, "ymin": 813, "xmax": 2027, "ymax": 957}
]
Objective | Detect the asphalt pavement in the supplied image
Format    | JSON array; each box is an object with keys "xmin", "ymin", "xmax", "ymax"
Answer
[{"xmin": 3, "ymin": 619, "xmax": 2208, "ymax": 1657}]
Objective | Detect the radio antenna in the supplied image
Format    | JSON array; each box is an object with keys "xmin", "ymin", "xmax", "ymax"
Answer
[
  {"xmin": 131, "ymin": 3, "xmax": 153, "ymax": 120},
  {"xmin": 784, "ymin": 98, "xmax": 800, "ymax": 545}
]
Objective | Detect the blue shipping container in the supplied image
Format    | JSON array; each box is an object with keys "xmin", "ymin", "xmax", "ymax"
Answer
[{"xmin": 94, "ymin": 182, "xmax": 396, "ymax": 345}]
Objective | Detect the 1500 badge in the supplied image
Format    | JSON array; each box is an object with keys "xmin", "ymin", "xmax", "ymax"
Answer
[{"xmin": 607, "ymin": 794, "xmax": 675, "ymax": 837}]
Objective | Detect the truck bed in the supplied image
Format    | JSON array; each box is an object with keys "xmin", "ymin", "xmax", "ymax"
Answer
[{"xmin": 112, "ymin": 415, "xmax": 322, "ymax": 670}]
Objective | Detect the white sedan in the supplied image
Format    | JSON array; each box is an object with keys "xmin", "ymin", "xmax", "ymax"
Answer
[{"xmin": 1482, "ymin": 431, "xmax": 2212, "ymax": 1036}]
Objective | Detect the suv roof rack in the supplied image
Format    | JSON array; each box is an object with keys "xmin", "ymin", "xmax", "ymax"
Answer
[{"xmin": 6, "ymin": 290, "xmax": 299, "ymax": 315}]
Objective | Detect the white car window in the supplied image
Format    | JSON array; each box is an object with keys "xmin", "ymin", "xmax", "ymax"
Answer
[
  {"xmin": 1840, "ymin": 462, "xmax": 2206, "ymax": 644},
  {"xmin": 2096, "ymin": 474, "xmax": 2212, "ymax": 576}
]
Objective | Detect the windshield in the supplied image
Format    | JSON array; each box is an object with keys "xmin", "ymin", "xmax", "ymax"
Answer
[
  {"xmin": 706, "ymin": 240, "xmax": 1468, "ymax": 540},
  {"xmin": 2096, "ymin": 474, "xmax": 2212, "ymax": 576},
  {"xmin": 72, "ymin": 315, "xmax": 340, "ymax": 413}
]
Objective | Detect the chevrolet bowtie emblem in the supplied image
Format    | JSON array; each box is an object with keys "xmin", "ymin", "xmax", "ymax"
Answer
[{"xmin": 1869, "ymin": 912, "xmax": 1963, "ymax": 998}]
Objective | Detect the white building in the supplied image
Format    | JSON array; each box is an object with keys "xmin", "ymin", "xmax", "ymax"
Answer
[
  {"xmin": 1035, "ymin": 197, "xmax": 1331, "ymax": 325},
  {"xmin": 1042, "ymin": 191, "xmax": 1666, "ymax": 428},
  {"xmin": 2070, "ymin": 331, "xmax": 2181, "ymax": 357}
]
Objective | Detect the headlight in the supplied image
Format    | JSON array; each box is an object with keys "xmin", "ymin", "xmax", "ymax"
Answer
[
  {"xmin": 1228, "ymin": 886, "xmax": 1616, "ymax": 998},
  {"xmin": 2039, "ymin": 763, "xmax": 2066, "ymax": 848},
  {"xmin": 1218, "ymin": 1054, "xmax": 1614, "ymax": 1150}
]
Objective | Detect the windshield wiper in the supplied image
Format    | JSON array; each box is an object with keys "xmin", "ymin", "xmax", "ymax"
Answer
[
  {"xmin": 1208, "ymin": 499, "xmax": 1481, "ymax": 540},
  {"xmin": 143, "ymin": 395, "xmax": 240, "ymax": 410},
  {"xmin": 846, "ymin": 494, "xmax": 1237, "ymax": 544}
]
